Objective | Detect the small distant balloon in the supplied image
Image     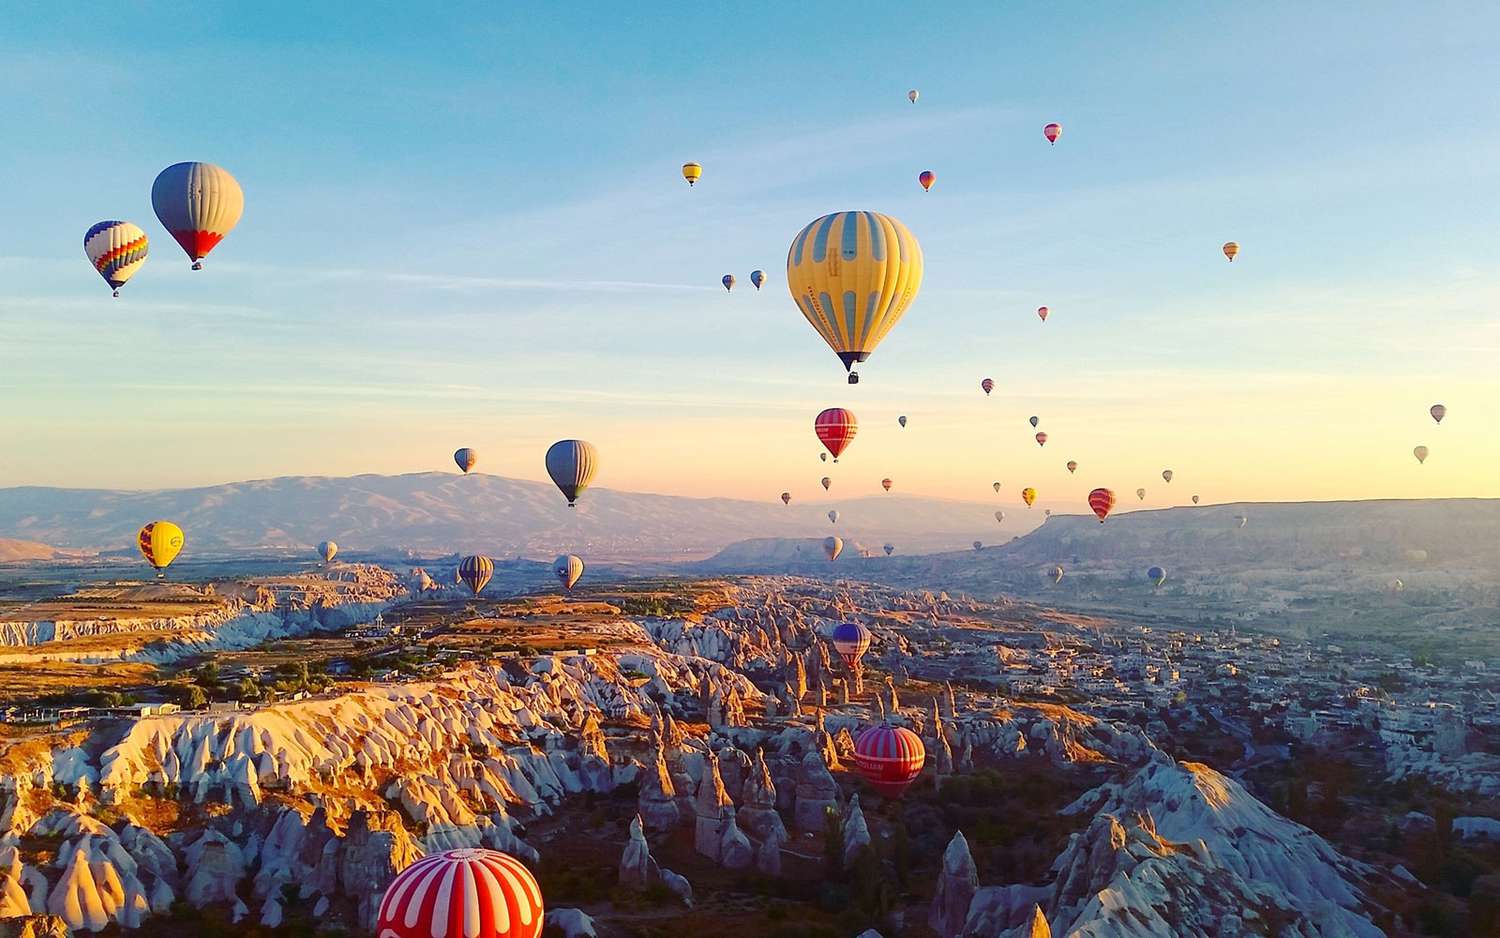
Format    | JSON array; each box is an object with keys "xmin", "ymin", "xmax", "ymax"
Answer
[
  {"xmin": 898, "ymin": 415, "xmax": 907, "ymax": 428},
  {"xmin": 1236, "ymin": 514, "xmax": 1248, "ymax": 529},
  {"xmin": 1029, "ymin": 416, "xmax": 1039, "ymax": 428},
  {"xmin": 137, "ymin": 521, "xmax": 185, "ymax": 575},
  {"xmin": 1192, "ymin": 495, "xmax": 1200, "ymax": 504},
  {"xmin": 1430, "ymin": 404, "xmax": 1446, "ymax": 424},
  {"xmin": 682, "ymin": 162, "xmax": 702, "ymax": 186},
  {"xmin": 454, "ymin": 448, "xmax": 478, "ymax": 473},
  {"xmin": 84, "ymin": 221, "xmax": 149, "ymax": 297},
  {"xmin": 722, "ymin": 274, "xmax": 735, "ymax": 291},
  {"xmin": 1413, "ymin": 445, "xmax": 1429, "ymax": 464},
  {"xmin": 881, "ymin": 478, "xmax": 893, "ymax": 492},
  {"xmin": 973, "ymin": 541, "xmax": 983, "ymax": 551},
  {"xmin": 1037, "ymin": 306, "xmax": 1049, "ymax": 322},
  {"xmin": 553, "ymin": 554, "xmax": 585, "ymax": 591},
  {"xmin": 1162, "ymin": 469, "xmax": 1174, "ymax": 483},
  {"xmin": 1035, "ymin": 432, "xmax": 1048, "ymax": 447},
  {"xmin": 821, "ymin": 476, "xmax": 832, "ymax": 491},
  {"xmin": 1066, "ymin": 461, "xmax": 1078, "ymax": 474},
  {"xmin": 981, "ymin": 378, "xmax": 994, "ymax": 396},
  {"xmin": 1044, "ymin": 509, "xmax": 1052, "ymax": 517},
  {"xmin": 824, "ymin": 536, "xmax": 844, "ymax": 561},
  {"xmin": 1022, "ymin": 487, "xmax": 1037, "ymax": 508},
  {"xmin": 750, "ymin": 270, "xmax": 766, "ymax": 290},
  {"xmin": 883, "ymin": 543, "xmax": 895, "ymax": 556},
  {"xmin": 828, "ymin": 510, "xmax": 839, "ymax": 524},
  {"xmin": 918, "ymin": 170, "xmax": 935, "ymax": 192},
  {"xmin": 1088, "ymin": 487, "xmax": 1116, "ymax": 522},
  {"xmin": 1147, "ymin": 565, "xmax": 1167, "ymax": 588},
  {"xmin": 815, "ymin": 407, "xmax": 859, "ymax": 462},
  {"xmin": 1051, "ymin": 565, "xmax": 1064, "ymax": 584},
  {"xmin": 908, "ymin": 89, "xmax": 919, "ymax": 103},
  {"xmin": 820, "ymin": 452, "xmax": 829, "ymax": 463},
  {"xmin": 993, "ymin": 481, "xmax": 1002, "ymax": 493},
  {"xmin": 1136, "ymin": 488, "xmax": 1146, "ymax": 500},
  {"xmin": 458, "ymin": 555, "xmax": 494, "ymax": 595},
  {"xmin": 781, "ymin": 492, "xmax": 791, "ymax": 505},
  {"xmin": 830, "ymin": 622, "xmax": 872, "ymax": 669},
  {"xmin": 1222, "ymin": 241, "xmax": 1239, "ymax": 262},
  {"xmin": 994, "ymin": 511, "xmax": 1004, "ymax": 524},
  {"xmin": 317, "ymin": 540, "xmax": 337, "ymax": 563},
  {"xmin": 1043, "ymin": 122, "xmax": 1062, "ymax": 145}
]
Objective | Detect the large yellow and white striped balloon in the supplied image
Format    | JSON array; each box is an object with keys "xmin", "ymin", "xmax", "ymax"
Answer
[{"xmin": 786, "ymin": 211, "xmax": 923, "ymax": 384}]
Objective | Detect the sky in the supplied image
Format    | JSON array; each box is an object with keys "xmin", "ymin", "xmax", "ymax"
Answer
[{"xmin": 1, "ymin": 2, "xmax": 1498, "ymax": 517}]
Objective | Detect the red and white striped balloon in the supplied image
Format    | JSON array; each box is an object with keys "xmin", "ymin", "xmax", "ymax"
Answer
[
  {"xmin": 1088, "ymin": 487, "xmax": 1116, "ymax": 523},
  {"xmin": 853, "ymin": 724, "xmax": 925, "ymax": 798},
  {"xmin": 378, "ymin": 849, "xmax": 543, "ymax": 938},
  {"xmin": 815, "ymin": 407, "xmax": 858, "ymax": 462}
]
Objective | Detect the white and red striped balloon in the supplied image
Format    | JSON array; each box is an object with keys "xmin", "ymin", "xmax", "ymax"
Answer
[
  {"xmin": 378, "ymin": 849, "xmax": 543, "ymax": 938},
  {"xmin": 814, "ymin": 407, "xmax": 859, "ymax": 462},
  {"xmin": 853, "ymin": 724, "xmax": 925, "ymax": 798},
  {"xmin": 1088, "ymin": 487, "xmax": 1116, "ymax": 523}
]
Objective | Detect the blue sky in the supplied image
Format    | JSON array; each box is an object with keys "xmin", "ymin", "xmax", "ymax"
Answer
[{"xmin": 2, "ymin": 2, "xmax": 1497, "ymax": 516}]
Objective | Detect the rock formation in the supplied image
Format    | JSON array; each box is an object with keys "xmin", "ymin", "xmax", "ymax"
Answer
[
  {"xmin": 792, "ymin": 750, "xmax": 840, "ymax": 832},
  {"xmin": 929, "ymin": 831, "xmax": 978, "ymax": 938}
]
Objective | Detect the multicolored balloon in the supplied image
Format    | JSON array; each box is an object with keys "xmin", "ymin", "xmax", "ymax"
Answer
[
  {"xmin": 454, "ymin": 448, "xmax": 478, "ymax": 473},
  {"xmin": 787, "ymin": 212, "xmax": 924, "ymax": 384},
  {"xmin": 1147, "ymin": 565, "xmax": 1167, "ymax": 588},
  {"xmin": 881, "ymin": 478, "xmax": 893, "ymax": 492},
  {"xmin": 1222, "ymin": 241, "xmax": 1239, "ymax": 262},
  {"xmin": 781, "ymin": 492, "xmax": 792, "ymax": 505},
  {"xmin": 1413, "ymin": 445, "xmax": 1428, "ymax": 464},
  {"xmin": 1430, "ymin": 404, "xmax": 1446, "ymax": 424},
  {"xmin": 1022, "ymin": 487, "xmax": 1037, "ymax": 507},
  {"xmin": 828, "ymin": 510, "xmax": 839, "ymax": 524},
  {"xmin": 1043, "ymin": 122, "xmax": 1062, "ymax": 145},
  {"xmin": 1162, "ymin": 470, "xmax": 1173, "ymax": 483},
  {"xmin": 815, "ymin": 407, "xmax": 858, "ymax": 461},
  {"xmin": 545, "ymin": 440, "xmax": 598, "ymax": 506},
  {"xmin": 883, "ymin": 543, "xmax": 895, "ymax": 555},
  {"xmin": 918, "ymin": 170, "xmax": 935, "ymax": 192},
  {"xmin": 137, "ymin": 521, "xmax": 184, "ymax": 575},
  {"xmin": 1088, "ymin": 488, "xmax": 1116, "ymax": 523},
  {"xmin": 317, "ymin": 540, "xmax": 337, "ymax": 563},
  {"xmin": 553, "ymin": 554, "xmax": 584, "ymax": 591},
  {"xmin": 1035, "ymin": 432, "xmax": 1048, "ymax": 447},
  {"xmin": 151, "ymin": 162, "xmax": 243, "ymax": 269},
  {"xmin": 823, "ymin": 536, "xmax": 843, "ymax": 561},
  {"xmin": 83, "ymin": 221, "xmax": 148, "ymax": 296},
  {"xmin": 821, "ymin": 476, "xmax": 832, "ymax": 491},
  {"xmin": 459, "ymin": 555, "xmax": 494, "ymax": 595},
  {"xmin": 722, "ymin": 274, "xmax": 735, "ymax": 291},
  {"xmin": 830, "ymin": 622, "xmax": 872, "ymax": 668},
  {"xmin": 376, "ymin": 848, "xmax": 543, "ymax": 938},
  {"xmin": 682, "ymin": 162, "xmax": 702, "ymax": 186},
  {"xmin": 853, "ymin": 724, "xmax": 924, "ymax": 798},
  {"xmin": 1066, "ymin": 460, "xmax": 1078, "ymax": 474},
  {"xmin": 1037, "ymin": 306, "xmax": 1049, "ymax": 322},
  {"xmin": 750, "ymin": 270, "xmax": 765, "ymax": 290}
]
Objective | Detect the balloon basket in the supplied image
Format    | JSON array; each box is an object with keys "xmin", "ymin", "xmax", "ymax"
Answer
[
  {"xmin": 848, "ymin": 373, "xmax": 859, "ymax": 384},
  {"xmin": 191, "ymin": 261, "xmax": 203, "ymax": 270}
]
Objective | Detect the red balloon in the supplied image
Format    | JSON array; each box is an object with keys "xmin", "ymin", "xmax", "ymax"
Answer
[
  {"xmin": 881, "ymin": 477, "xmax": 893, "ymax": 492},
  {"xmin": 815, "ymin": 407, "xmax": 858, "ymax": 461},
  {"xmin": 1035, "ymin": 432, "xmax": 1048, "ymax": 447},
  {"xmin": 1088, "ymin": 487, "xmax": 1116, "ymax": 523},
  {"xmin": 854, "ymin": 724, "xmax": 925, "ymax": 798},
  {"xmin": 981, "ymin": 378, "xmax": 994, "ymax": 396},
  {"xmin": 378, "ymin": 849, "xmax": 543, "ymax": 938},
  {"xmin": 918, "ymin": 170, "xmax": 935, "ymax": 191},
  {"xmin": 1043, "ymin": 122, "xmax": 1062, "ymax": 145}
]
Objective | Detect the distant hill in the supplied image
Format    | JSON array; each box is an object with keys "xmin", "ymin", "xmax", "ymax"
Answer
[
  {"xmin": 0, "ymin": 473, "xmax": 996, "ymax": 561},
  {"xmin": 0, "ymin": 538, "xmax": 80, "ymax": 563}
]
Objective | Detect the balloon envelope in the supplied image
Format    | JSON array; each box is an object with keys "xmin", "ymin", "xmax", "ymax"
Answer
[
  {"xmin": 828, "ymin": 510, "xmax": 839, "ymax": 524},
  {"xmin": 1148, "ymin": 565, "xmax": 1167, "ymax": 587},
  {"xmin": 883, "ymin": 543, "xmax": 894, "ymax": 555},
  {"xmin": 1035, "ymin": 432, "xmax": 1047, "ymax": 447},
  {"xmin": 918, "ymin": 171, "xmax": 935, "ymax": 191},
  {"xmin": 1029, "ymin": 416, "xmax": 1039, "ymax": 428},
  {"xmin": 898, "ymin": 415, "xmax": 907, "ymax": 427},
  {"xmin": 454, "ymin": 448, "xmax": 478, "ymax": 473},
  {"xmin": 682, "ymin": 162, "xmax": 702, "ymax": 185},
  {"xmin": 994, "ymin": 511, "xmax": 1004, "ymax": 523},
  {"xmin": 1043, "ymin": 122, "xmax": 1062, "ymax": 144},
  {"xmin": 786, "ymin": 212, "xmax": 924, "ymax": 383},
  {"xmin": 981, "ymin": 378, "xmax": 994, "ymax": 396},
  {"xmin": 781, "ymin": 492, "xmax": 791, "ymax": 505},
  {"xmin": 830, "ymin": 622, "xmax": 872, "ymax": 668},
  {"xmin": 973, "ymin": 541, "xmax": 983, "ymax": 551},
  {"xmin": 1430, "ymin": 404, "xmax": 1446, "ymax": 424},
  {"xmin": 815, "ymin": 407, "xmax": 858, "ymax": 461},
  {"xmin": 722, "ymin": 274, "xmax": 735, "ymax": 291},
  {"xmin": 1222, "ymin": 241, "xmax": 1239, "ymax": 262},
  {"xmin": 545, "ymin": 440, "xmax": 598, "ymax": 506},
  {"xmin": 377, "ymin": 848, "xmax": 543, "ymax": 938},
  {"xmin": 1088, "ymin": 488, "xmax": 1116, "ymax": 522},
  {"xmin": 137, "ymin": 521, "xmax": 184, "ymax": 572},
  {"xmin": 317, "ymin": 540, "xmax": 337, "ymax": 563},
  {"xmin": 151, "ymin": 162, "xmax": 243, "ymax": 268},
  {"xmin": 1037, "ymin": 306, "xmax": 1048, "ymax": 321},
  {"xmin": 1066, "ymin": 461, "xmax": 1077, "ymax": 474},
  {"xmin": 1051, "ymin": 565, "xmax": 1064, "ymax": 584},
  {"xmin": 1162, "ymin": 470, "xmax": 1174, "ymax": 483},
  {"xmin": 908, "ymin": 89, "xmax": 919, "ymax": 103},
  {"xmin": 821, "ymin": 477, "xmax": 832, "ymax": 491},
  {"xmin": 1136, "ymin": 488, "xmax": 1147, "ymax": 500},
  {"xmin": 1413, "ymin": 445, "xmax": 1429, "ymax": 464},
  {"xmin": 83, "ymin": 221, "xmax": 148, "ymax": 295},
  {"xmin": 993, "ymin": 482, "xmax": 1002, "ymax": 493},
  {"xmin": 1192, "ymin": 495, "xmax": 1200, "ymax": 504},
  {"xmin": 881, "ymin": 478, "xmax": 893, "ymax": 492},
  {"xmin": 853, "ymin": 724, "xmax": 924, "ymax": 798},
  {"xmin": 459, "ymin": 556, "xmax": 494, "ymax": 595},
  {"xmin": 823, "ymin": 536, "xmax": 843, "ymax": 561},
  {"xmin": 750, "ymin": 270, "xmax": 765, "ymax": 290},
  {"xmin": 1021, "ymin": 487, "xmax": 1037, "ymax": 507},
  {"xmin": 553, "ymin": 554, "xmax": 584, "ymax": 591}
]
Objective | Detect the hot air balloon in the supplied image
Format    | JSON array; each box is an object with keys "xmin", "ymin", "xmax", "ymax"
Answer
[
  {"xmin": 824, "ymin": 536, "xmax": 844, "ymax": 561},
  {"xmin": 137, "ymin": 521, "xmax": 184, "ymax": 576},
  {"xmin": 1147, "ymin": 565, "xmax": 1167, "ymax": 588},
  {"xmin": 1430, "ymin": 404, "xmax": 1446, "ymax": 424},
  {"xmin": 83, "ymin": 221, "xmax": 148, "ymax": 296},
  {"xmin": 1037, "ymin": 306, "xmax": 1049, "ymax": 322},
  {"xmin": 781, "ymin": 492, "xmax": 791, "ymax": 505},
  {"xmin": 1162, "ymin": 470, "xmax": 1173, "ymax": 483},
  {"xmin": 1035, "ymin": 432, "xmax": 1048, "ymax": 447},
  {"xmin": 454, "ymin": 448, "xmax": 478, "ymax": 473},
  {"xmin": 376, "ymin": 848, "xmax": 543, "ymax": 938},
  {"xmin": 881, "ymin": 478, "xmax": 893, "ymax": 492},
  {"xmin": 1022, "ymin": 487, "xmax": 1037, "ymax": 507},
  {"xmin": 1043, "ymin": 122, "xmax": 1062, "ymax": 145},
  {"xmin": 821, "ymin": 477, "xmax": 832, "ymax": 491},
  {"xmin": 1236, "ymin": 515, "xmax": 1248, "ymax": 529},
  {"xmin": 1066, "ymin": 461, "xmax": 1077, "ymax": 474},
  {"xmin": 1413, "ymin": 445, "xmax": 1429, "ymax": 464},
  {"xmin": 1029, "ymin": 416, "xmax": 1039, "ymax": 428},
  {"xmin": 553, "ymin": 554, "xmax": 584, "ymax": 591},
  {"xmin": 1192, "ymin": 495, "xmax": 1200, "ymax": 504},
  {"xmin": 682, "ymin": 162, "xmax": 702, "ymax": 186},
  {"xmin": 545, "ymin": 440, "xmax": 598, "ymax": 506},
  {"xmin": 973, "ymin": 541, "xmax": 983, "ymax": 551},
  {"xmin": 722, "ymin": 274, "xmax": 735, "ymax": 291},
  {"xmin": 317, "ymin": 540, "xmax": 337, "ymax": 564},
  {"xmin": 918, "ymin": 171, "xmax": 935, "ymax": 192},
  {"xmin": 981, "ymin": 378, "xmax": 994, "ymax": 396},
  {"xmin": 151, "ymin": 162, "xmax": 243, "ymax": 269},
  {"xmin": 1222, "ymin": 241, "xmax": 1239, "ymax": 262},
  {"xmin": 459, "ymin": 555, "xmax": 494, "ymax": 595},
  {"xmin": 883, "ymin": 543, "xmax": 895, "ymax": 556},
  {"xmin": 1051, "ymin": 565, "xmax": 1064, "ymax": 584},
  {"xmin": 1390, "ymin": 578, "xmax": 1405, "ymax": 592},
  {"xmin": 830, "ymin": 622, "xmax": 871, "ymax": 668},
  {"xmin": 853, "ymin": 724, "xmax": 925, "ymax": 798},
  {"xmin": 820, "ymin": 452, "xmax": 828, "ymax": 462},
  {"xmin": 994, "ymin": 511, "xmax": 1005, "ymax": 524},
  {"xmin": 828, "ymin": 510, "xmax": 839, "ymax": 524},
  {"xmin": 750, "ymin": 270, "xmax": 765, "ymax": 290},
  {"xmin": 786, "ymin": 211, "xmax": 924, "ymax": 384},
  {"xmin": 1088, "ymin": 488, "xmax": 1116, "ymax": 523},
  {"xmin": 993, "ymin": 482, "xmax": 1002, "ymax": 493},
  {"xmin": 1136, "ymin": 488, "xmax": 1146, "ymax": 500},
  {"xmin": 815, "ymin": 407, "xmax": 858, "ymax": 461},
  {"xmin": 898, "ymin": 415, "xmax": 907, "ymax": 428},
  {"xmin": 908, "ymin": 89, "xmax": 919, "ymax": 103}
]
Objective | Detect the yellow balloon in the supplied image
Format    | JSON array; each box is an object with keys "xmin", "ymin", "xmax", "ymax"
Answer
[
  {"xmin": 786, "ymin": 211, "xmax": 923, "ymax": 384},
  {"xmin": 137, "ymin": 520, "xmax": 185, "ymax": 572},
  {"xmin": 1021, "ymin": 487, "xmax": 1037, "ymax": 507},
  {"xmin": 682, "ymin": 162, "xmax": 702, "ymax": 186}
]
